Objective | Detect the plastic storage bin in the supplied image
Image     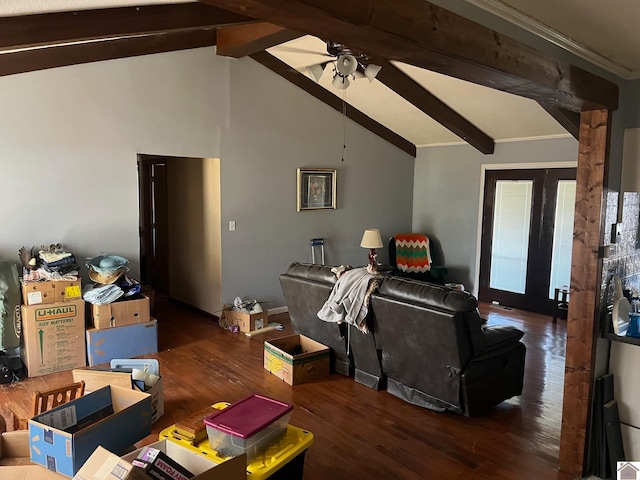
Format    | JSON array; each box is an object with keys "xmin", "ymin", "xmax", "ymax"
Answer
[
  {"xmin": 160, "ymin": 422, "xmax": 313, "ymax": 480},
  {"xmin": 204, "ymin": 394, "xmax": 293, "ymax": 462}
]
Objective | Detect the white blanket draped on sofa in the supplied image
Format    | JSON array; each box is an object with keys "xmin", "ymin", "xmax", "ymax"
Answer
[{"xmin": 317, "ymin": 267, "xmax": 381, "ymax": 333}]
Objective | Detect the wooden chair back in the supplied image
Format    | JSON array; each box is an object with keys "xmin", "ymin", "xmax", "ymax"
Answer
[{"xmin": 32, "ymin": 380, "xmax": 85, "ymax": 416}]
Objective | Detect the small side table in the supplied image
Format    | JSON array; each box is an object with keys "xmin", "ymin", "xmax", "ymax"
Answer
[
  {"xmin": 374, "ymin": 264, "xmax": 394, "ymax": 274},
  {"xmin": 553, "ymin": 288, "xmax": 570, "ymax": 324}
]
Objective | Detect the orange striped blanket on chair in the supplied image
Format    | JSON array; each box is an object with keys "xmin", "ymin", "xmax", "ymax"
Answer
[{"xmin": 393, "ymin": 234, "xmax": 432, "ymax": 274}]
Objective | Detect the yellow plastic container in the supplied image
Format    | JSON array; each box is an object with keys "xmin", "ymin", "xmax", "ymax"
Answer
[{"xmin": 159, "ymin": 422, "xmax": 313, "ymax": 480}]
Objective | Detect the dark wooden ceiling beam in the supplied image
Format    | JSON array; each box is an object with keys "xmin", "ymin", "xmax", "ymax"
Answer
[
  {"xmin": 376, "ymin": 61, "xmax": 494, "ymax": 154},
  {"xmin": 250, "ymin": 51, "xmax": 416, "ymax": 156},
  {"xmin": 539, "ymin": 103, "xmax": 581, "ymax": 140},
  {"xmin": 0, "ymin": 3, "xmax": 254, "ymax": 50},
  {"xmin": 198, "ymin": 0, "xmax": 618, "ymax": 112},
  {"xmin": 217, "ymin": 23, "xmax": 302, "ymax": 58},
  {"xmin": 0, "ymin": 29, "xmax": 217, "ymax": 78}
]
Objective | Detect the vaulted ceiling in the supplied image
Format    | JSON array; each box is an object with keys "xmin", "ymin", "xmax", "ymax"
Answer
[{"xmin": 0, "ymin": 0, "xmax": 621, "ymax": 156}]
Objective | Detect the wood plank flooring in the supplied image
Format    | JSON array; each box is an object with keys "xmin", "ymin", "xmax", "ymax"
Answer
[{"xmin": 0, "ymin": 299, "xmax": 576, "ymax": 479}]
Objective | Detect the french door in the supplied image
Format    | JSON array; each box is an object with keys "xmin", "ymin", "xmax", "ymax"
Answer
[{"xmin": 478, "ymin": 168, "xmax": 576, "ymax": 315}]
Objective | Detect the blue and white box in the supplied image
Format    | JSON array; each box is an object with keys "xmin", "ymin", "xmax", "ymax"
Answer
[{"xmin": 28, "ymin": 385, "xmax": 152, "ymax": 477}]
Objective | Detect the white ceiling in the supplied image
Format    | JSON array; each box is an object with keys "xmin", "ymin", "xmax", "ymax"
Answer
[{"xmin": 2, "ymin": 0, "xmax": 633, "ymax": 150}]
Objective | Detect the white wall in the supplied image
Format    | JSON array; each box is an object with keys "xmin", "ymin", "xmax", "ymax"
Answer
[
  {"xmin": 413, "ymin": 136, "xmax": 579, "ymax": 294},
  {"xmin": 0, "ymin": 47, "xmax": 229, "ymax": 280}
]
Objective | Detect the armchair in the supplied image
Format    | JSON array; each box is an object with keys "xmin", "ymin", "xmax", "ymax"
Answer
[{"xmin": 388, "ymin": 233, "xmax": 447, "ymax": 284}]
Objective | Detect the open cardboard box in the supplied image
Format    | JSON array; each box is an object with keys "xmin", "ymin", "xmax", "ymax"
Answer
[
  {"xmin": 0, "ymin": 430, "xmax": 67, "ymax": 479},
  {"xmin": 28, "ymin": 385, "xmax": 152, "ymax": 477},
  {"xmin": 72, "ymin": 359, "xmax": 164, "ymax": 424},
  {"xmin": 264, "ymin": 334, "xmax": 330, "ymax": 385},
  {"xmin": 74, "ymin": 440, "xmax": 246, "ymax": 480}
]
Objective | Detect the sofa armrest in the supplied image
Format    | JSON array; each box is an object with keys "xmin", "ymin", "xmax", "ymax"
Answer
[{"xmin": 479, "ymin": 326, "xmax": 524, "ymax": 357}]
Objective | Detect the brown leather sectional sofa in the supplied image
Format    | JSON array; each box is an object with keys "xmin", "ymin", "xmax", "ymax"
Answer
[{"xmin": 279, "ymin": 262, "xmax": 526, "ymax": 416}]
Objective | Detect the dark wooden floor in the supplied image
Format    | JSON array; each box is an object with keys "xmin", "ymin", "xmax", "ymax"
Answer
[{"xmin": 0, "ymin": 298, "xmax": 577, "ymax": 479}]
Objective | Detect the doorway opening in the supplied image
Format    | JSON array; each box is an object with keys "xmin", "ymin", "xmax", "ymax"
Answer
[
  {"xmin": 478, "ymin": 167, "xmax": 576, "ymax": 315},
  {"xmin": 137, "ymin": 154, "xmax": 223, "ymax": 314}
]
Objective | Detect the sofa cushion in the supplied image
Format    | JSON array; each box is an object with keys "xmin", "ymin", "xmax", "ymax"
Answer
[{"xmin": 378, "ymin": 276, "xmax": 477, "ymax": 312}]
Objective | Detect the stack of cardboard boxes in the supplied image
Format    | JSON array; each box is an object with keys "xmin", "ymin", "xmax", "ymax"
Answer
[
  {"xmin": 85, "ymin": 293, "xmax": 157, "ymax": 367},
  {"xmin": 19, "ymin": 277, "xmax": 158, "ymax": 377}
]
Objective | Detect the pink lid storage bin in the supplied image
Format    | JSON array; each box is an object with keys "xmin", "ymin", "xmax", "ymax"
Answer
[{"xmin": 204, "ymin": 394, "xmax": 293, "ymax": 462}]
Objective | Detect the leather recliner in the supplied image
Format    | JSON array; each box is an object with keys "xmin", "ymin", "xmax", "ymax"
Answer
[
  {"xmin": 279, "ymin": 262, "xmax": 526, "ymax": 416},
  {"xmin": 370, "ymin": 275, "xmax": 525, "ymax": 416}
]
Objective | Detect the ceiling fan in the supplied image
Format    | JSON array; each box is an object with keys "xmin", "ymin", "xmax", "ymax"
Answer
[{"xmin": 294, "ymin": 41, "xmax": 382, "ymax": 90}]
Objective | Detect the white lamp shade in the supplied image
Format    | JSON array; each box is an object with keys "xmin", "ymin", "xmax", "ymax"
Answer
[
  {"xmin": 307, "ymin": 63, "xmax": 325, "ymax": 83},
  {"xmin": 332, "ymin": 74, "xmax": 350, "ymax": 90},
  {"xmin": 364, "ymin": 64, "xmax": 382, "ymax": 82},
  {"xmin": 336, "ymin": 55, "xmax": 358, "ymax": 76},
  {"xmin": 360, "ymin": 229, "xmax": 383, "ymax": 249}
]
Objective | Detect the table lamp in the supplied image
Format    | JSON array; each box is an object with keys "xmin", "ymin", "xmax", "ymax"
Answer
[{"xmin": 360, "ymin": 228, "xmax": 383, "ymax": 268}]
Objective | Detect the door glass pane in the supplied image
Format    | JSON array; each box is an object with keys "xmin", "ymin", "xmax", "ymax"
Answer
[
  {"xmin": 490, "ymin": 180, "xmax": 533, "ymax": 294},
  {"xmin": 549, "ymin": 180, "xmax": 576, "ymax": 298}
]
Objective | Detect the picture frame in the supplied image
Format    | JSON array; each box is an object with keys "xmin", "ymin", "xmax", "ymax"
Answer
[{"xmin": 297, "ymin": 168, "xmax": 337, "ymax": 212}]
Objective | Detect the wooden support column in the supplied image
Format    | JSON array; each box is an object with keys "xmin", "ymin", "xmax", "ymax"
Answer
[{"xmin": 559, "ymin": 109, "xmax": 610, "ymax": 476}]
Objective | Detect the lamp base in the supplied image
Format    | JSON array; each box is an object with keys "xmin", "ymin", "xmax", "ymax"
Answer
[{"xmin": 368, "ymin": 249, "xmax": 378, "ymax": 268}]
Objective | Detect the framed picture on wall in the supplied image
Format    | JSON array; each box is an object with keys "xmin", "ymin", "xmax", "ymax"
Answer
[{"xmin": 297, "ymin": 168, "xmax": 337, "ymax": 211}]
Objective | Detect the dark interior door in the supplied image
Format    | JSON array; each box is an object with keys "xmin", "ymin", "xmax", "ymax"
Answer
[
  {"xmin": 138, "ymin": 156, "xmax": 169, "ymax": 294},
  {"xmin": 478, "ymin": 168, "xmax": 576, "ymax": 315}
]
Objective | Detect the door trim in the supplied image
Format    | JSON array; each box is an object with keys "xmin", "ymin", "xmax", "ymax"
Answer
[{"xmin": 473, "ymin": 161, "xmax": 578, "ymax": 298}]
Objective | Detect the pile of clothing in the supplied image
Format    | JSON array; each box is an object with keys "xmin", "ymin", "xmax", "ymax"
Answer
[{"xmin": 19, "ymin": 244, "xmax": 79, "ymax": 281}]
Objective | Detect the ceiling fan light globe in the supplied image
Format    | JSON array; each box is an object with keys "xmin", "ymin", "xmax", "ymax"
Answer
[
  {"xmin": 364, "ymin": 64, "xmax": 382, "ymax": 82},
  {"xmin": 336, "ymin": 55, "xmax": 358, "ymax": 76},
  {"xmin": 307, "ymin": 64, "xmax": 325, "ymax": 83},
  {"xmin": 332, "ymin": 74, "xmax": 350, "ymax": 90}
]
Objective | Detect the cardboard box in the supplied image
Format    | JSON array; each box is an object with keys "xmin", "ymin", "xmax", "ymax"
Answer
[
  {"xmin": 228, "ymin": 309, "xmax": 268, "ymax": 333},
  {"xmin": 264, "ymin": 334, "xmax": 330, "ymax": 385},
  {"xmin": 1, "ymin": 430, "xmax": 68, "ymax": 479},
  {"xmin": 21, "ymin": 279, "xmax": 82, "ymax": 306},
  {"xmin": 72, "ymin": 359, "xmax": 164, "ymax": 424},
  {"xmin": 86, "ymin": 319, "xmax": 158, "ymax": 367},
  {"xmin": 74, "ymin": 441, "xmax": 245, "ymax": 480},
  {"xmin": 21, "ymin": 299, "xmax": 86, "ymax": 378},
  {"xmin": 91, "ymin": 295, "xmax": 151, "ymax": 329},
  {"xmin": 28, "ymin": 385, "xmax": 152, "ymax": 478},
  {"xmin": 132, "ymin": 445, "xmax": 196, "ymax": 480}
]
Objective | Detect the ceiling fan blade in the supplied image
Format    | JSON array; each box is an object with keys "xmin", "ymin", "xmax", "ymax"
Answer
[{"xmin": 271, "ymin": 45, "xmax": 334, "ymax": 57}]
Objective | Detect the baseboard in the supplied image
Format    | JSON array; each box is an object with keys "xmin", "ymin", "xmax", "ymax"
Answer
[{"xmin": 268, "ymin": 306, "xmax": 289, "ymax": 316}]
